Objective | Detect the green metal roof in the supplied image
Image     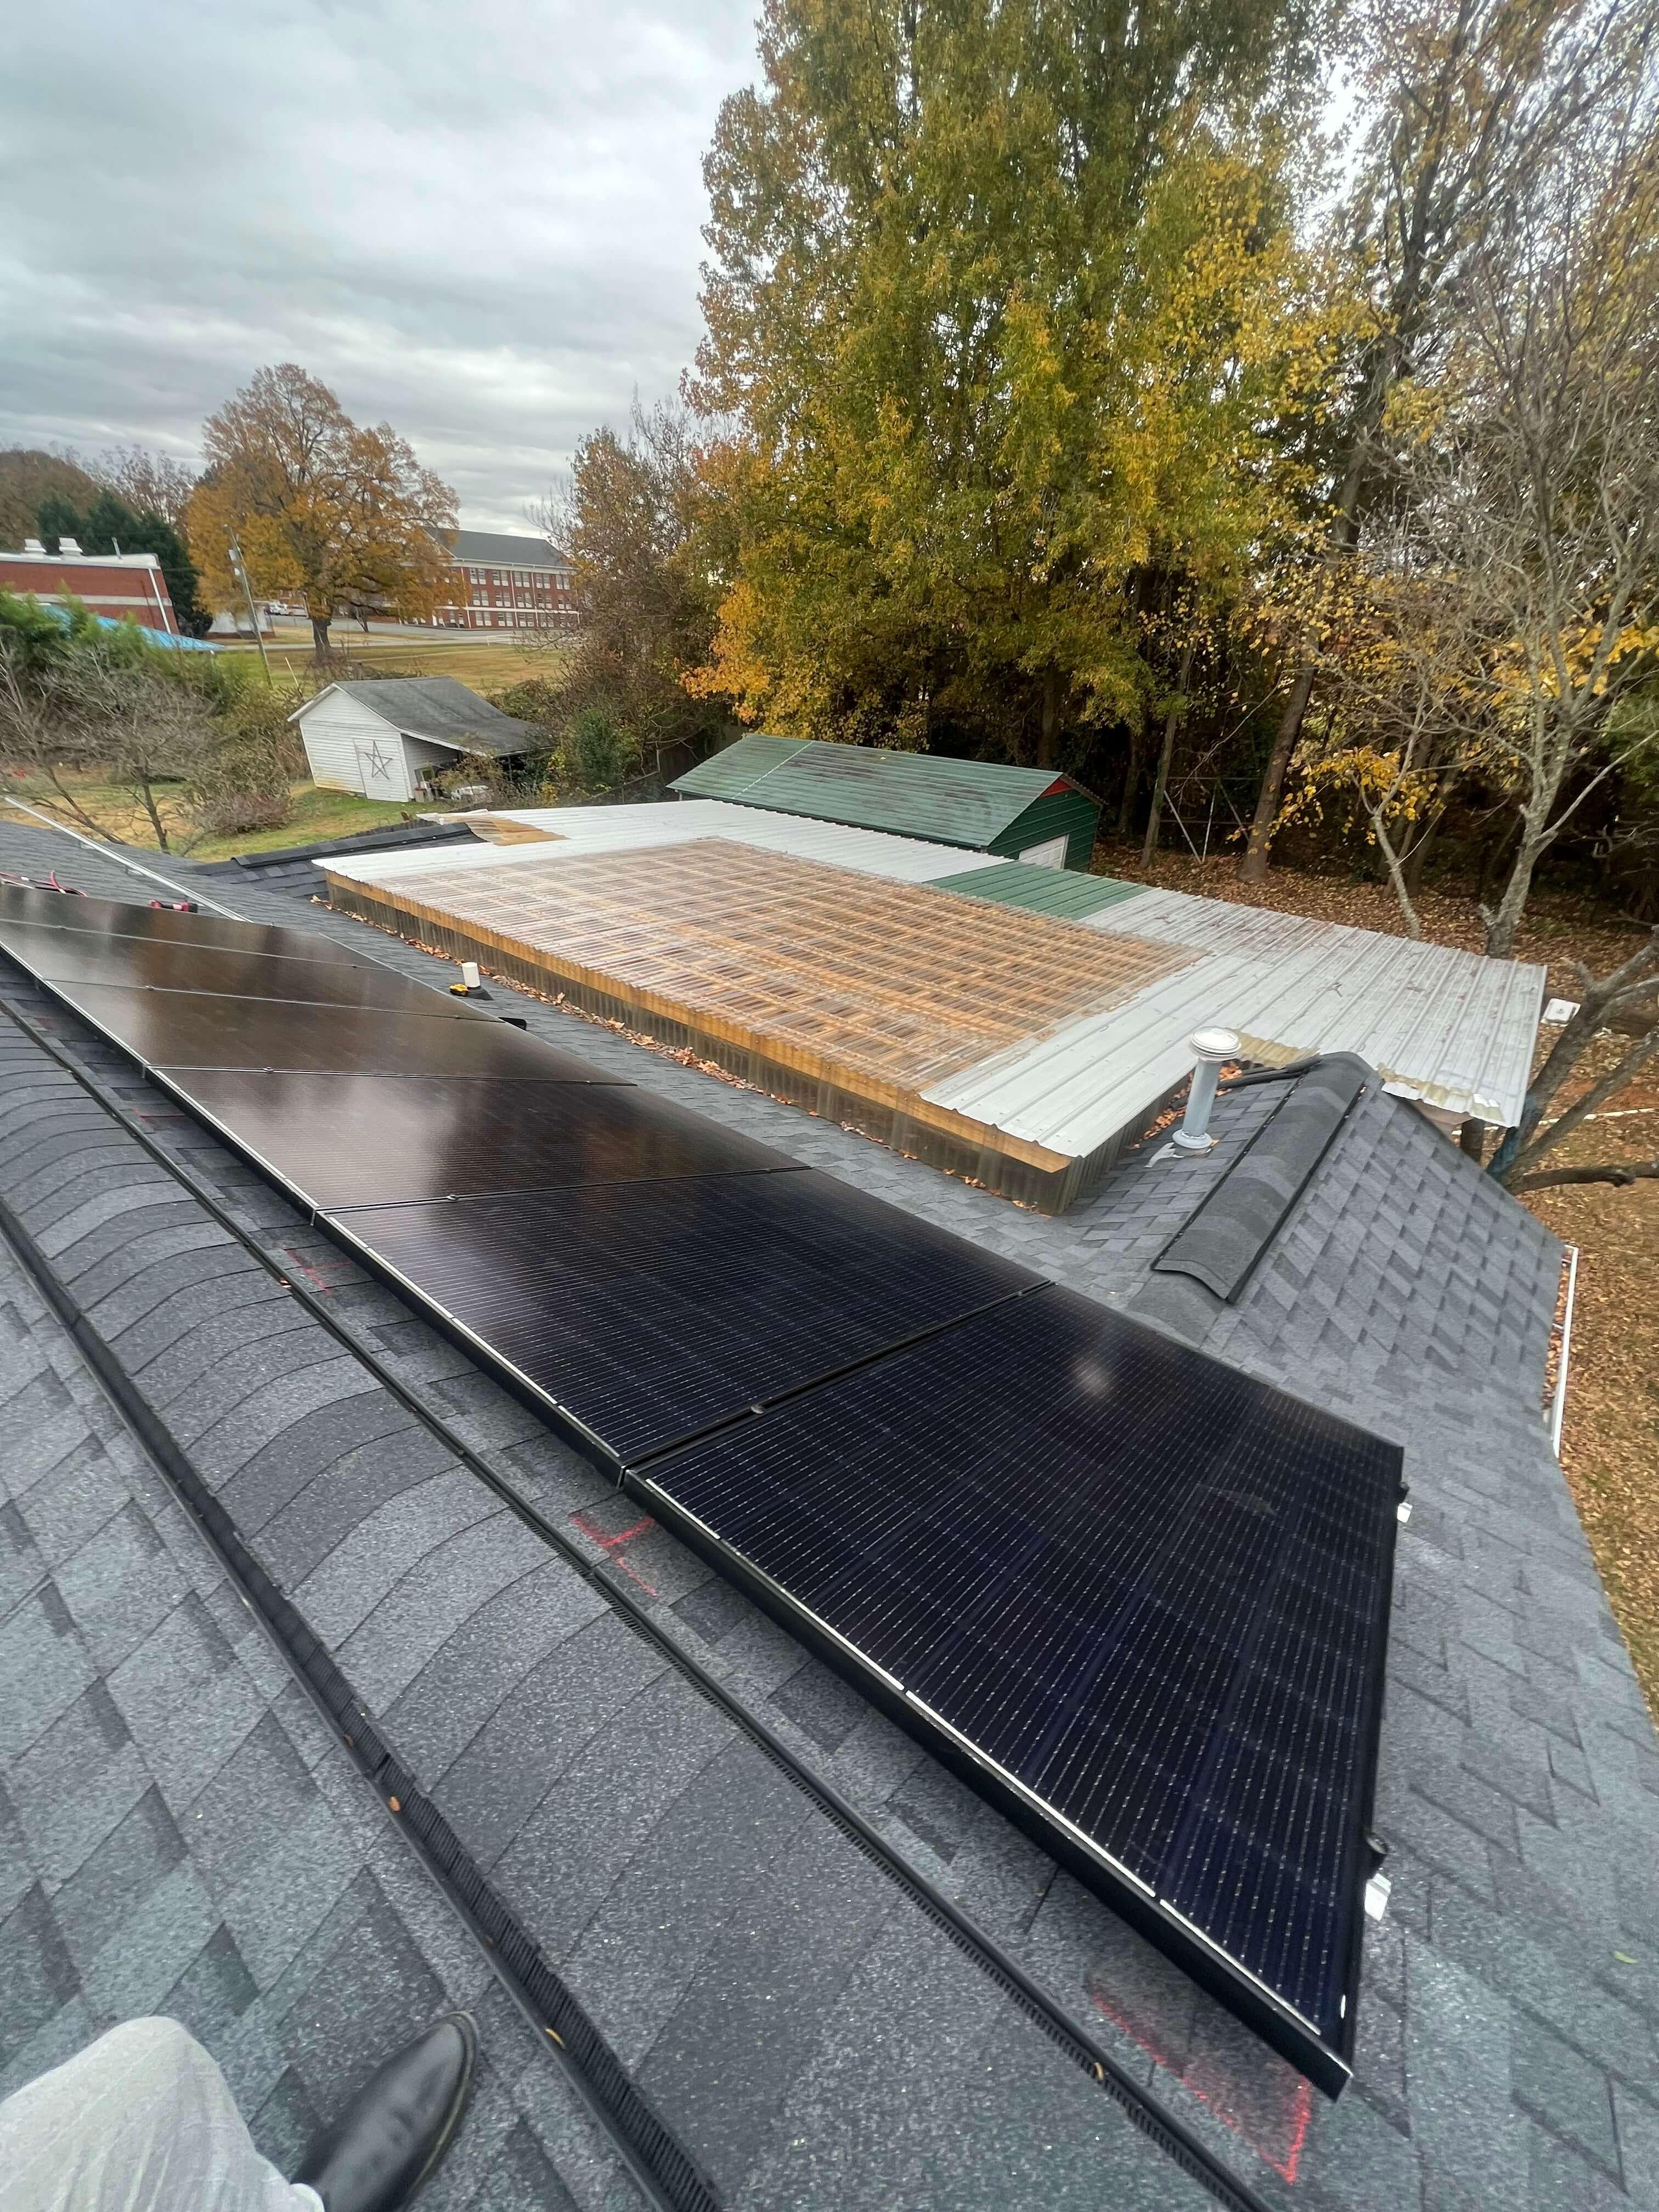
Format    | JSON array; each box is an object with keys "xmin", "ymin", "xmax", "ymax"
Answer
[
  {"xmin": 672, "ymin": 737, "xmax": 1091, "ymax": 849},
  {"xmin": 673, "ymin": 734, "xmax": 811, "ymax": 800},
  {"xmin": 926, "ymin": 859, "xmax": 1149, "ymax": 919}
]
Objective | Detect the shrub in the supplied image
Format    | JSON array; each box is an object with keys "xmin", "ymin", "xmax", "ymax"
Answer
[
  {"xmin": 565, "ymin": 704, "xmax": 639, "ymax": 794},
  {"xmin": 196, "ymin": 786, "xmax": 292, "ymax": 837}
]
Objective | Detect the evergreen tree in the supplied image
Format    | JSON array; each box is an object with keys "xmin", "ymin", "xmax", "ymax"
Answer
[{"xmin": 35, "ymin": 487, "xmax": 211, "ymax": 635}]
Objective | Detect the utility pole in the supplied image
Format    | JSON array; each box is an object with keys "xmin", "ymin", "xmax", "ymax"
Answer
[{"xmin": 227, "ymin": 534, "xmax": 272, "ymax": 682}]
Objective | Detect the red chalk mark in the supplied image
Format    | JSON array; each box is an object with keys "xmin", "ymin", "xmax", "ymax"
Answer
[
  {"xmin": 571, "ymin": 1509, "xmax": 659, "ymax": 1596},
  {"xmin": 1088, "ymin": 1984, "xmax": 1313, "ymax": 2185},
  {"xmin": 283, "ymin": 1250, "xmax": 342, "ymax": 1296}
]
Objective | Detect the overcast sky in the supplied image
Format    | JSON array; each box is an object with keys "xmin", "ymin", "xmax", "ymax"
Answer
[{"xmin": 1, "ymin": 0, "xmax": 760, "ymax": 530}]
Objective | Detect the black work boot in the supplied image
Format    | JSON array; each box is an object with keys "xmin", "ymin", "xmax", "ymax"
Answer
[{"xmin": 292, "ymin": 2012, "xmax": 476, "ymax": 2212}]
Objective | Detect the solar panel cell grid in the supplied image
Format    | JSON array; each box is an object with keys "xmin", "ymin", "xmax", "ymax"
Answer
[
  {"xmin": 0, "ymin": 915, "xmax": 493, "ymax": 1018},
  {"xmin": 168, "ymin": 1069, "xmax": 797, "ymax": 1209},
  {"xmin": 328, "ymin": 1171, "xmax": 1037, "ymax": 1463},
  {"xmin": 0, "ymin": 892, "xmax": 1401, "ymax": 2090},
  {"xmin": 646, "ymin": 1288, "xmax": 1400, "ymax": 2050},
  {"xmin": 29, "ymin": 979, "xmax": 621, "ymax": 1081},
  {"xmin": 0, "ymin": 882, "xmax": 371, "ymax": 964}
]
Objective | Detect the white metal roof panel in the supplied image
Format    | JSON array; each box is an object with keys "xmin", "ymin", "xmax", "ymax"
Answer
[
  {"xmin": 927, "ymin": 902, "xmax": 1543, "ymax": 1153},
  {"xmin": 321, "ymin": 802, "xmax": 1010, "ymax": 888}
]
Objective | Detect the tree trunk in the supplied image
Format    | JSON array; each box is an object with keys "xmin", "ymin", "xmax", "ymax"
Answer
[
  {"xmin": 310, "ymin": 612, "xmax": 333, "ymax": 654},
  {"xmin": 1372, "ymin": 809, "xmax": 1423, "ymax": 939},
  {"xmin": 1401, "ymin": 802, "xmax": 1447, "ymax": 900},
  {"xmin": 1116, "ymin": 728, "xmax": 1147, "ymax": 840},
  {"xmin": 138, "ymin": 776, "xmax": 170, "ymax": 852},
  {"xmin": 1483, "ymin": 826, "xmax": 1549, "ymax": 960},
  {"xmin": 1240, "ymin": 661, "xmax": 1316, "ymax": 881},
  {"xmin": 1475, "ymin": 811, "xmax": 1522, "ymax": 905},
  {"xmin": 1037, "ymin": 669, "xmax": 1061, "ymax": 770},
  {"xmin": 1142, "ymin": 636, "xmax": 1196, "ymax": 867}
]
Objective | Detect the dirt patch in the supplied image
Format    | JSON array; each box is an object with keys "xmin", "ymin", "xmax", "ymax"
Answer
[{"xmin": 1098, "ymin": 843, "xmax": 1658, "ymax": 1717}]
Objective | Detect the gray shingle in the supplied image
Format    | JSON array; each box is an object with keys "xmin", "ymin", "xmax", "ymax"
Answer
[
  {"xmin": 1510, "ymin": 2012, "xmax": 1619, "ymax": 2175},
  {"xmin": 54, "ymin": 1502, "xmax": 191, "ymax": 1671},
  {"xmin": 4, "ymin": 1681, "xmax": 149, "ymax": 1886},
  {"xmin": 0, "ymin": 1887, "xmax": 81, "ymax": 2062},
  {"xmin": 4, "ymin": 837, "xmax": 1657, "ymax": 2212},
  {"xmin": 0, "ymin": 1583, "xmax": 96, "ymax": 1763}
]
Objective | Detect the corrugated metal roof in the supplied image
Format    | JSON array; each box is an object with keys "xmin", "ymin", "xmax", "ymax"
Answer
[
  {"xmin": 927, "ymin": 859, "xmax": 1149, "ymax": 918},
  {"xmin": 327, "ymin": 802, "xmax": 1544, "ymax": 1152},
  {"xmin": 673, "ymin": 739, "xmax": 1080, "ymax": 847},
  {"xmin": 674, "ymin": 735, "xmax": 810, "ymax": 799},
  {"xmin": 333, "ymin": 801, "xmax": 1012, "ymax": 887},
  {"xmin": 926, "ymin": 887, "xmax": 1544, "ymax": 1150}
]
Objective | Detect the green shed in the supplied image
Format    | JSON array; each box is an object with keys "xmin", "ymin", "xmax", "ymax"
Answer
[{"xmin": 672, "ymin": 736, "xmax": 1100, "ymax": 869}]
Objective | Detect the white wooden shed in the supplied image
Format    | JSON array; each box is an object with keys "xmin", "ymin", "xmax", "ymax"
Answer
[{"xmin": 291, "ymin": 679, "xmax": 541, "ymax": 804}]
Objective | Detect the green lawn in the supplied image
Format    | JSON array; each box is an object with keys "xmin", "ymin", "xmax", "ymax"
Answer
[
  {"xmin": 4, "ymin": 780, "xmax": 427, "ymax": 861},
  {"xmin": 219, "ymin": 631, "xmax": 569, "ymax": 692},
  {"xmin": 188, "ymin": 785, "xmax": 423, "ymax": 858}
]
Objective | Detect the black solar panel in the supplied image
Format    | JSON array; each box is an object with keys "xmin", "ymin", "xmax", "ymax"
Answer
[
  {"xmin": 328, "ymin": 1172, "xmax": 1037, "ymax": 1462},
  {"xmin": 0, "ymin": 894, "xmax": 1402, "ymax": 2090},
  {"xmin": 170, "ymin": 1070, "xmax": 799, "ymax": 1209},
  {"xmin": 0, "ymin": 883, "xmax": 371, "ymax": 965},
  {"xmin": 30, "ymin": 979, "xmax": 622, "ymax": 1081},
  {"xmin": 0, "ymin": 916, "xmax": 492, "ymax": 1019},
  {"xmin": 642, "ymin": 1287, "xmax": 1400, "ymax": 2082}
]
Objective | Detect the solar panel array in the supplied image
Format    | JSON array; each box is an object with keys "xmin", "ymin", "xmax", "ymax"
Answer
[{"xmin": 0, "ymin": 883, "xmax": 1402, "ymax": 2094}]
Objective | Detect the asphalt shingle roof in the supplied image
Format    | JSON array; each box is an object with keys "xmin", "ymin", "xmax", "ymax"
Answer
[
  {"xmin": 0, "ymin": 1189, "xmax": 640, "ymax": 2209},
  {"xmin": 446, "ymin": 530, "xmax": 570, "ymax": 572},
  {"xmin": 1, "ymin": 818, "xmax": 1656, "ymax": 2211},
  {"xmin": 300, "ymin": 679, "xmax": 541, "ymax": 759}
]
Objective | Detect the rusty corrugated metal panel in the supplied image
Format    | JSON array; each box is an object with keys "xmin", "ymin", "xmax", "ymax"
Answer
[{"xmin": 334, "ymin": 807, "xmax": 1544, "ymax": 1170}]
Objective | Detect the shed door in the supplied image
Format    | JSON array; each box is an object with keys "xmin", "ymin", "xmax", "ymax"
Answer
[
  {"xmin": 1018, "ymin": 833, "xmax": 1068, "ymax": 870},
  {"xmin": 354, "ymin": 735, "xmax": 410, "ymax": 803}
]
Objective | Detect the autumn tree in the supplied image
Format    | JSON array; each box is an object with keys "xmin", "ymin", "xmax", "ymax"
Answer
[
  {"xmin": 688, "ymin": 0, "xmax": 1333, "ymax": 775},
  {"xmin": 187, "ymin": 365, "xmax": 455, "ymax": 653},
  {"xmin": 533, "ymin": 397, "xmax": 732, "ymax": 769},
  {"xmin": 1443, "ymin": 63, "xmax": 1659, "ymax": 960},
  {"xmin": 91, "ymin": 445, "xmax": 199, "ymax": 529},
  {"xmin": 1300, "ymin": 36, "xmax": 1659, "ymax": 956},
  {"xmin": 1239, "ymin": 0, "xmax": 1638, "ymax": 879}
]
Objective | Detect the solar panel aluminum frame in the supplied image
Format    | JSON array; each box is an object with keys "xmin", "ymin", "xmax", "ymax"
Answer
[
  {"xmin": 311, "ymin": 1200, "xmax": 1042, "ymax": 1475},
  {"xmin": 629, "ymin": 1413, "xmax": 1401, "ymax": 2102}
]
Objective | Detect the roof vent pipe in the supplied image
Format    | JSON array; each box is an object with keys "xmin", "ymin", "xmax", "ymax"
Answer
[{"xmin": 1171, "ymin": 1028, "xmax": 1240, "ymax": 1154}]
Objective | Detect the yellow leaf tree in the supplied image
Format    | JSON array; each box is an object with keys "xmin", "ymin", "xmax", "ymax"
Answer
[
  {"xmin": 187, "ymin": 365, "xmax": 456, "ymax": 654},
  {"xmin": 685, "ymin": 0, "xmax": 1339, "ymax": 788}
]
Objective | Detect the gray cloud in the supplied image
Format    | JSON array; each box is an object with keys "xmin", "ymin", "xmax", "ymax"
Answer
[{"xmin": 2, "ymin": 0, "xmax": 758, "ymax": 526}]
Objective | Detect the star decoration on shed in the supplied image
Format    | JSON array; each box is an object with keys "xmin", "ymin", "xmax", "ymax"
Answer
[{"xmin": 363, "ymin": 741, "xmax": 395, "ymax": 781}]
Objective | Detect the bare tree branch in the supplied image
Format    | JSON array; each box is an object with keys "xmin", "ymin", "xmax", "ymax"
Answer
[{"xmin": 1511, "ymin": 1156, "xmax": 1658, "ymax": 1189}]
